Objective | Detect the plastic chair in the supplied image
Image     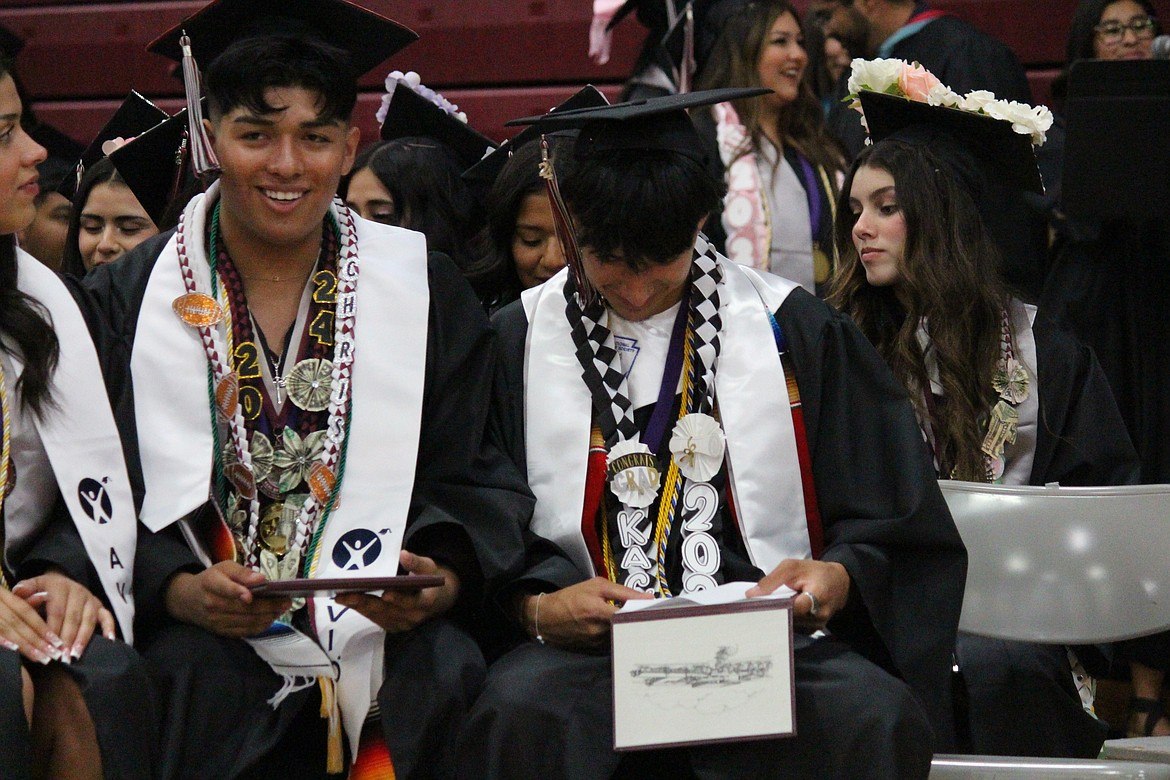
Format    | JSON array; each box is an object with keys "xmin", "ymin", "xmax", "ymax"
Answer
[{"xmin": 931, "ymin": 482, "xmax": 1170, "ymax": 777}]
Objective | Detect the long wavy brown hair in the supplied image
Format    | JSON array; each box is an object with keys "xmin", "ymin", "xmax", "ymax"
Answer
[
  {"xmin": 827, "ymin": 140, "xmax": 1009, "ymax": 481},
  {"xmin": 697, "ymin": 0, "xmax": 845, "ymax": 175}
]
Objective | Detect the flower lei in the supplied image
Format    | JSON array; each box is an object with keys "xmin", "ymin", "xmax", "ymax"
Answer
[
  {"xmin": 844, "ymin": 58, "xmax": 1053, "ymax": 145},
  {"xmin": 171, "ymin": 192, "xmax": 358, "ymax": 573},
  {"xmin": 981, "ymin": 309, "xmax": 1029, "ymax": 482}
]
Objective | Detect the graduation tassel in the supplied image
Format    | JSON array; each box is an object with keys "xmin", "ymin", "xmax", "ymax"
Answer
[
  {"xmin": 319, "ymin": 677, "xmax": 345, "ymax": 774},
  {"xmin": 539, "ymin": 136, "xmax": 596, "ymax": 309},
  {"xmin": 179, "ymin": 32, "xmax": 220, "ymax": 178},
  {"xmin": 679, "ymin": 3, "xmax": 695, "ymax": 94}
]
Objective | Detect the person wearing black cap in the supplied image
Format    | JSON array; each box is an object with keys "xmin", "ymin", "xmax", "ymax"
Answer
[
  {"xmin": 70, "ymin": 1, "xmax": 531, "ymax": 778},
  {"xmin": 341, "ymin": 72, "xmax": 504, "ymax": 309},
  {"xmin": 55, "ymin": 92, "xmax": 170, "ymax": 276},
  {"xmin": 0, "ymin": 54, "xmax": 155, "ymax": 780},
  {"xmin": 460, "ymin": 86, "xmax": 613, "ymax": 312},
  {"xmin": 828, "ymin": 65, "xmax": 1139, "ymax": 758},
  {"xmin": 456, "ymin": 87, "xmax": 966, "ymax": 778}
]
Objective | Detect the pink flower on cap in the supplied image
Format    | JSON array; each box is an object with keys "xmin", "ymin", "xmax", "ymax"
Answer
[{"xmin": 898, "ymin": 62, "xmax": 942, "ymax": 103}]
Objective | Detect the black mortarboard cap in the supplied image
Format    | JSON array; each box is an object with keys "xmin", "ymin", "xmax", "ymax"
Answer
[
  {"xmin": 107, "ymin": 108, "xmax": 193, "ymax": 226},
  {"xmin": 505, "ymin": 87, "xmax": 770, "ymax": 165},
  {"xmin": 58, "ymin": 91, "xmax": 169, "ymax": 199},
  {"xmin": 27, "ymin": 122, "xmax": 84, "ymax": 193},
  {"xmin": 0, "ymin": 22, "xmax": 23, "ymax": 60},
  {"xmin": 463, "ymin": 85, "xmax": 611, "ymax": 189},
  {"xmin": 379, "ymin": 85, "xmax": 497, "ymax": 171},
  {"xmin": 859, "ymin": 90, "xmax": 1044, "ymax": 195},
  {"xmin": 27, "ymin": 122, "xmax": 84, "ymax": 164},
  {"xmin": 146, "ymin": 0, "xmax": 417, "ymax": 77},
  {"xmin": 1062, "ymin": 59, "xmax": 1170, "ymax": 220}
]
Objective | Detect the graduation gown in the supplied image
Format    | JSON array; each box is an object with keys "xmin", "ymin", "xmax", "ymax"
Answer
[
  {"xmin": 69, "ymin": 214, "xmax": 532, "ymax": 779},
  {"xmin": 934, "ymin": 301, "xmax": 1139, "ymax": 757},
  {"xmin": 466, "ymin": 265, "xmax": 967, "ymax": 777},
  {"xmin": 0, "ymin": 249, "xmax": 154, "ymax": 780}
]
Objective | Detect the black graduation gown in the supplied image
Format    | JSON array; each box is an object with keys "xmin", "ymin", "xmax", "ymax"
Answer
[
  {"xmin": 952, "ymin": 308, "xmax": 1140, "ymax": 758},
  {"xmin": 68, "ymin": 231, "xmax": 533, "ymax": 780},
  {"xmin": 0, "ymin": 505, "xmax": 157, "ymax": 780},
  {"xmin": 466, "ymin": 286, "xmax": 967, "ymax": 778}
]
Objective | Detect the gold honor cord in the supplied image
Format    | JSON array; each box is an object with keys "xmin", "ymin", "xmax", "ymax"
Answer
[{"xmin": 0, "ymin": 365, "xmax": 10, "ymax": 590}]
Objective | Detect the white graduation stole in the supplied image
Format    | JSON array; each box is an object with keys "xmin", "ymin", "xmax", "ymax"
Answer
[
  {"xmin": 132, "ymin": 190, "xmax": 429, "ymax": 755},
  {"xmin": 7, "ymin": 251, "xmax": 137, "ymax": 642},
  {"xmin": 523, "ymin": 255, "xmax": 813, "ymax": 578}
]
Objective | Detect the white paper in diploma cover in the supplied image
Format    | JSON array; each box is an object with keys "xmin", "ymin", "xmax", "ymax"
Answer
[{"xmin": 610, "ymin": 582, "xmax": 797, "ymax": 751}]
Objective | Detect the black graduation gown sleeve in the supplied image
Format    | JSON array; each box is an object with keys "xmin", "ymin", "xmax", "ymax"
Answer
[
  {"xmin": 1030, "ymin": 309, "xmax": 1141, "ymax": 488},
  {"xmin": 777, "ymin": 288, "xmax": 967, "ymax": 751},
  {"xmin": 400, "ymin": 253, "xmax": 533, "ymax": 635},
  {"xmin": 488, "ymin": 300, "xmax": 584, "ymax": 598},
  {"xmin": 490, "ymin": 288, "xmax": 967, "ymax": 750}
]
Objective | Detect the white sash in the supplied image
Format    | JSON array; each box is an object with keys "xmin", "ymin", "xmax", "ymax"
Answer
[
  {"xmin": 523, "ymin": 255, "xmax": 812, "ymax": 578},
  {"xmin": 8, "ymin": 251, "xmax": 137, "ymax": 642},
  {"xmin": 1002, "ymin": 299, "xmax": 1039, "ymax": 486},
  {"xmin": 131, "ymin": 190, "xmax": 429, "ymax": 754}
]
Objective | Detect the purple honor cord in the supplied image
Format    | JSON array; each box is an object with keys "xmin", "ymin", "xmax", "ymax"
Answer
[{"xmin": 642, "ymin": 289, "xmax": 692, "ymax": 454}]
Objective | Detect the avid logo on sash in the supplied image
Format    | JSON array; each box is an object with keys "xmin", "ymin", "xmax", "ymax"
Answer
[{"xmin": 77, "ymin": 477, "xmax": 114, "ymax": 524}]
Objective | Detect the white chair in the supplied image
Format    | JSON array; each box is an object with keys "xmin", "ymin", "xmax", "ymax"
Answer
[{"xmin": 931, "ymin": 482, "xmax": 1170, "ymax": 778}]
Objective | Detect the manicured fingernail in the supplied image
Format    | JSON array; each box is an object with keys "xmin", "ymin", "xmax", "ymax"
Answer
[
  {"xmin": 31, "ymin": 591, "xmax": 48, "ymax": 600},
  {"xmin": 0, "ymin": 639, "xmax": 17, "ymax": 652},
  {"xmin": 71, "ymin": 643, "xmax": 84, "ymax": 659},
  {"xmin": 47, "ymin": 632, "xmax": 64, "ymax": 648},
  {"xmin": 32, "ymin": 648, "xmax": 50, "ymax": 664},
  {"xmin": 104, "ymin": 630, "xmax": 115, "ymax": 641}
]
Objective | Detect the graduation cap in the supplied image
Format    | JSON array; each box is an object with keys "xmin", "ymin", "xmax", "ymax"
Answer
[
  {"xmin": 107, "ymin": 108, "xmax": 193, "ymax": 226},
  {"xmin": 462, "ymin": 85, "xmax": 611, "ymax": 190},
  {"xmin": 58, "ymin": 91, "xmax": 169, "ymax": 199},
  {"xmin": 26, "ymin": 122, "xmax": 84, "ymax": 194},
  {"xmin": 859, "ymin": 90, "xmax": 1044, "ymax": 195},
  {"xmin": 506, "ymin": 87, "xmax": 770, "ymax": 165},
  {"xmin": 0, "ymin": 21, "xmax": 24, "ymax": 60},
  {"xmin": 378, "ymin": 82, "xmax": 497, "ymax": 171},
  {"xmin": 146, "ymin": 0, "xmax": 418, "ymax": 177},
  {"xmin": 146, "ymin": 0, "xmax": 417, "ymax": 77}
]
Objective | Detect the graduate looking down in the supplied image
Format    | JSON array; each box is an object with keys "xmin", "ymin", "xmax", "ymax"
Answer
[{"xmin": 459, "ymin": 88, "xmax": 967, "ymax": 779}]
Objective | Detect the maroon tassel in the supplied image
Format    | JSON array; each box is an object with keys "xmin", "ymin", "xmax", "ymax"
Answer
[{"xmin": 539, "ymin": 136, "xmax": 596, "ymax": 308}]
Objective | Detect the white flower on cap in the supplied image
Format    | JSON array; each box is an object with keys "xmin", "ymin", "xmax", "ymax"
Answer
[{"xmin": 846, "ymin": 57, "xmax": 904, "ymax": 100}]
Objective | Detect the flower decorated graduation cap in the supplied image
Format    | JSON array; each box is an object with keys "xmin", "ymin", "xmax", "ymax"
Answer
[
  {"xmin": 146, "ymin": 0, "xmax": 418, "ymax": 176},
  {"xmin": 377, "ymin": 71, "xmax": 498, "ymax": 171},
  {"xmin": 846, "ymin": 58, "xmax": 1052, "ymax": 195},
  {"xmin": 58, "ymin": 91, "xmax": 169, "ymax": 200}
]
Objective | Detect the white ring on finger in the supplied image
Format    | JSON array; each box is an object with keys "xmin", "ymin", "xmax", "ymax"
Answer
[{"xmin": 802, "ymin": 591, "xmax": 819, "ymax": 617}]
